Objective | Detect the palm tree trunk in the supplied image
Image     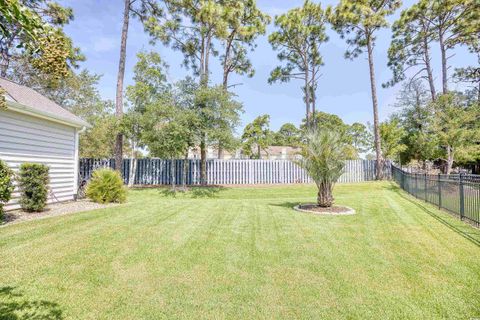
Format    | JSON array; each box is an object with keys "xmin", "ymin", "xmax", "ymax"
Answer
[
  {"xmin": 367, "ymin": 37, "xmax": 383, "ymax": 180},
  {"xmin": 317, "ymin": 181, "xmax": 334, "ymax": 207},
  {"xmin": 114, "ymin": 0, "xmax": 130, "ymax": 172}
]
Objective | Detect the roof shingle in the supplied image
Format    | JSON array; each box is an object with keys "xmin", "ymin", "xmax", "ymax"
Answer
[{"xmin": 0, "ymin": 77, "xmax": 89, "ymax": 127}]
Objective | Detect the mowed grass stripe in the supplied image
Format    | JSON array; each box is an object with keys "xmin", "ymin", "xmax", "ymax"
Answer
[{"xmin": 0, "ymin": 182, "xmax": 479, "ymax": 319}]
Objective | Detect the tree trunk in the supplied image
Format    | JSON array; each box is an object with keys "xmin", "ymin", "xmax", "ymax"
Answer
[
  {"xmin": 304, "ymin": 66, "xmax": 311, "ymax": 128},
  {"xmin": 446, "ymin": 146, "xmax": 454, "ymax": 175},
  {"xmin": 423, "ymin": 37, "xmax": 436, "ymax": 101},
  {"xmin": 257, "ymin": 144, "xmax": 261, "ymax": 159},
  {"xmin": 198, "ymin": 33, "xmax": 211, "ymax": 185},
  {"xmin": 367, "ymin": 37, "xmax": 383, "ymax": 180},
  {"xmin": 114, "ymin": 0, "xmax": 130, "ymax": 172},
  {"xmin": 218, "ymin": 44, "xmax": 232, "ymax": 160},
  {"xmin": 128, "ymin": 141, "xmax": 137, "ymax": 188},
  {"xmin": 171, "ymin": 159, "xmax": 176, "ymax": 191},
  {"xmin": 182, "ymin": 153, "xmax": 188, "ymax": 191},
  {"xmin": 200, "ymin": 137, "xmax": 207, "ymax": 185},
  {"xmin": 311, "ymin": 77, "xmax": 316, "ymax": 126},
  {"xmin": 317, "ymin": 182, "xmax": 334, "ymax": 207},
  {"xmin": 439, "ymin": 30, "xmax": 448, "ymax": 94}
]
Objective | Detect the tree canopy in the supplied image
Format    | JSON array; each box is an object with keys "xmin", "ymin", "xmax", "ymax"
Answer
[{"xmin": 269, "ymin": 0, "xmax": 328, "ymax": 127}]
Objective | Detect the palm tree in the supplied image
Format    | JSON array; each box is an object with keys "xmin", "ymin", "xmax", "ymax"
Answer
[{"xmin": 296, "ymin": 129, "xmax": 346, "ymax": 207}]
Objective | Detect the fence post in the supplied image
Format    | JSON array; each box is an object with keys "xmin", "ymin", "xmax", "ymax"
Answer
[
  {"xmin": 438, "ymin": 173, "xmax": 442, "ymax": 209},
  {"xmin": 414, "ymin": 173, "xmax": 418, "ymax": 198},
  {"xmin": 459, "ymin": 173, "xmax": 465, "ymax": 220},
  {"xmin": 424, "ymin": 173, "xmax": 427, "ymax": 201}
]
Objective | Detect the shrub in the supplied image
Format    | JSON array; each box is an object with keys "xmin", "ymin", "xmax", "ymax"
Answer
[
  {"xmin": 296, "ymin": 129, "xmax": 346, "ymax": 207},
  {"xmin": 0, "ymin": 160, "xmax": 14, "ymax": 217},
  {"xmin": 18, "ymin": 163, "xmax": 50, "ymax": 212},
  {"xmin": 86, "ymin": 168, "xmax": 126, "ymax": 204}
]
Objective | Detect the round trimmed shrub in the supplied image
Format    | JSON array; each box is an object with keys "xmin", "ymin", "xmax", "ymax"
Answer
[
  {"xmin": 86, "ymin": 168, "xmax": 126, "ymax": 204},
  {"xmin": 18, "ymin": 163, "xmax": 50, "ymax": 212},
  {"xmin": 0, "ymin": 160, "xmax": 14, "ymax": 217}
]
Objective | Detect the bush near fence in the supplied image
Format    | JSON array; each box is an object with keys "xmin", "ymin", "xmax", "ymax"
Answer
[
  {"xmin": 392, "ymin": 165, "xmax": 480, "ymax": 227},
  {"xmin": 80, "ymin": 159, "xmax": 391, "ymax": 186}
]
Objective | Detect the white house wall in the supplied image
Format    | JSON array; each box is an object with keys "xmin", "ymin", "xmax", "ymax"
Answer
[{"xmin": 0, "ymin": 108, "xmax": 77, "ymax": 210}]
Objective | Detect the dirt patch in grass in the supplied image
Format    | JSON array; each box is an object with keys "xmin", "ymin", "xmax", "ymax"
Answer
[
  {"xmin": 294, "ymin": 204, "xmax": 356, "ymax": 215},
  {"xmin": 2, "ymin": 200, "xmax": 118, "ymax": 226}
]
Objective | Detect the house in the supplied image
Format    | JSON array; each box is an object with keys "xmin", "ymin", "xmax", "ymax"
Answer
[{"xmin": 0, "ymin": 78, "xmax": 89, "ymax": 210}]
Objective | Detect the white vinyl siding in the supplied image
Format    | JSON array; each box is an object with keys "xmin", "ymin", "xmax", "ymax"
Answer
[{"xmin": 0, "ymin": 109, "xmax": 78, "ymax": 210}]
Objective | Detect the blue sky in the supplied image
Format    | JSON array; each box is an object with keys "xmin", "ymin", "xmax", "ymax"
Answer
[{"xmin": 62, "ymin": 0, "xmax": 475, "ymax": 132}]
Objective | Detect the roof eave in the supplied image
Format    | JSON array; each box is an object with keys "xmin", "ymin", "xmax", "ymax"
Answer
[{"xmin": 5, "ymin": 100, "xmax": 91, "ymax": 129}]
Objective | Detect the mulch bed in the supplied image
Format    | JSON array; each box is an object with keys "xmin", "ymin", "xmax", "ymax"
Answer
[
  {"xmin": 294, "ymin": 204, "xmax": 356, "ymax": 215},
  {"xmin": 1, "ymin": 200, "xmax": 119, "ymax": 226}
]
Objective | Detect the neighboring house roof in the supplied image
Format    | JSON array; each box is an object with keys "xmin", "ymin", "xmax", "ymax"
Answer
[
  {"xmin": 262, "ymin": 146, "xmax": 301, "ymax": 156},
  {"xmin": 0, "ymin": 77, "xmax": 89, "ymax": 128}
]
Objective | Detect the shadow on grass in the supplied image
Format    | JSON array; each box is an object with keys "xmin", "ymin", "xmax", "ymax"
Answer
[
  {"xmin": 157, "ymin": 186, "xmax": 227, "ymax": 199},
  {"xmin": 0, "ymin": 286, "xmax": 63, "ymax": 319},
  {"xmin": 385, "ymin": 183, "xmax": 480, "ymax": 247},
  {"xmin": 269, "ymin": 202, "xmax": 301, "ymax": 210}
]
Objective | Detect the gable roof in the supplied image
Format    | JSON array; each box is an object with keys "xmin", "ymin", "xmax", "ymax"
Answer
[{"xmin": 0, "ymin": 77, "xmax": 89, "ymax": 128}]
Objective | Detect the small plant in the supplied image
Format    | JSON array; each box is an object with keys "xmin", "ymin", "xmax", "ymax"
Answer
[
  {"xmin": 0, "ymin": 160, "xmax": 15, "ymax": 217},
  {"xmin": 86, "ymin": 168, "xmax": 126, "ymax": 204},
  {"xmin": 18, "ymin": 163, "xmax": 50, "ymax": 212}
]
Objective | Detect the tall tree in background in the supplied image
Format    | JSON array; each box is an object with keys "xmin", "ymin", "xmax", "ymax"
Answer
[
  {"xmin": 125, "ymin": 51, "xmax": 168, "ymax": 185},
  {"xmin": 216, "ymin": 0, "xmax": 269, "ymax": 159},
  {"xmin": 143, "ymin": 0, "xmax": 232, "ymax": 184},
  {"xmin": 453, "ymin": 13, "xmax": 480, "ymax": 102},
  {"xmin": 393, "ymin": 80, "xmax": 437, "ymax": 166},
  {"xmin": 220, "ymin": 0, "xmax": 269, "ymax": 88},
  {"xmin": 348, "ymin": 122, "xmax": 372, "ymax": 155},
  {"xmin": 268, "ymin": 0, "xmax": 328, "ymax": 128},
  {"xmin": 141, "ymin": 92, "xmax": 197, "ymax": 191},
  {"xmin": 328, "ymin": 0, "xmax": 401, "ymax": 179},
  {"xmin": 273, "ymin": 123, "xmax": 301, "ymax": 147},
  {"xmin": 305, "ymin": 112, "xmax": 370, "ymax": 159},
  {"xmin": 379, "ymin": 117, "xmax": 407, "ymax": 162},
  {"xmin": 113, "ymin": 0, "xmax": 161, "ymax": 171},
  {"xmin": 387, "ymin": 2, "xmax": 437, "ymax": 100},
  {"xmin": 413, "ymin": 0, "xmax": 477, "ymax": 94},
  {"xmin": 242, "ymin": 114, "xmax": 272, "ymax": 159},
  {"xmin": 431, "ymin": 92, "xmax": 479, "ymax": 174},
  {"xmin": 114, "ymin": 0, "xmax": 131, "ymax": 172}
]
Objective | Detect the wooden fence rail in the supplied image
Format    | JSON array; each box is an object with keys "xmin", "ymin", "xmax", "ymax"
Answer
[{"xmin": 80, "ymin": 159, "xmax": 391, "ymax": 185}]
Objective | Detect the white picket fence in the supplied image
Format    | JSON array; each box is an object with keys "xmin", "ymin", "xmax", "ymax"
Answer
[{"xmin": 80, "ymin": 159, "xmax": 391, "ymax": 185}]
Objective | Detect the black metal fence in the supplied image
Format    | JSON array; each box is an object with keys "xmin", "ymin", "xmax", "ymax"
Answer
[{"xmin": 392, "ymin": 165, "xmax": 480, "ymax": 227}]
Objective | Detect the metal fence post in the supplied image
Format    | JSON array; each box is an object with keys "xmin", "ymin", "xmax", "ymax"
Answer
[
  {"xmin": 424, "ymin": 173, "xmax": 427, "ymax": 201},
  {"xmin": 459, "ymin": 173, "xmax": 465, "ymax": 220},
  {"xmin": 414, "ymin": 173, "xmax": 418, "ymax": 198},
  {"xmin": 438, "ymin": 173, "xmax": 442, "ymax": 209}
]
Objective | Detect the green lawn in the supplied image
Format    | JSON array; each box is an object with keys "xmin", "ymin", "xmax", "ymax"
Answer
[{"xmin": 1, "ymin": 182, "xmax": 479, "ymax": 319}]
